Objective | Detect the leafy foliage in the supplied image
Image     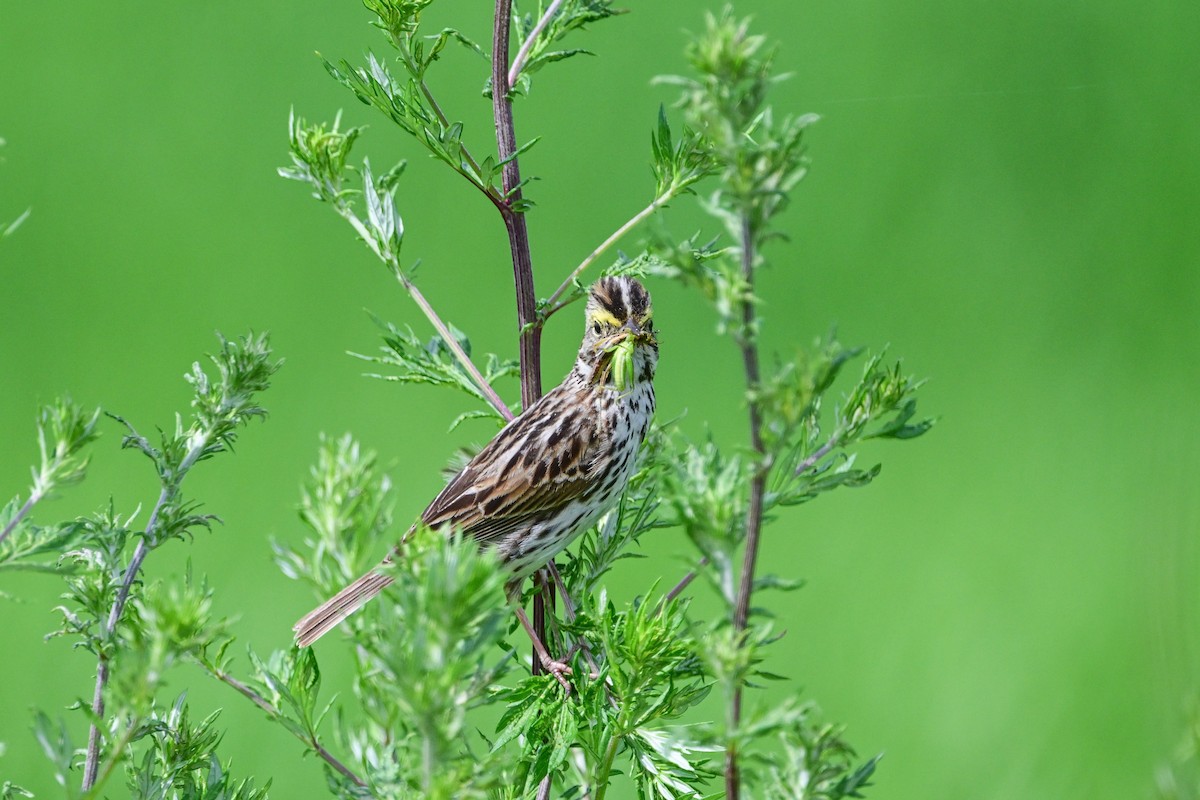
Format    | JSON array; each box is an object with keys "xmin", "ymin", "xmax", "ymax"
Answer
[
  {"xmin": 508, "ymin": 0, "xmax": 623, "ymax": 96},
  {"xmin": 3, "ymin": 334, "xmax": 277, "ymax": 797},
  {"xmin": 4, "ymin": 5, "xmax": 933, "ymax": 800},
  {"xmin": 125, "ymin": 696, "xmax": 269, "ymax": 800},
  {"xmin": 645, "ymin": 8, "xmax": 932, "ymax": 795},
  {"xmin": 0, "ymin": 398, "xmax": 100, "ymax": 573},
  {"xmin": 275, "ymin": 433, "xmax": 397, "ymax": 597},
  {"xmin": 353, "ymin": 317, "xmax": 519, "ymax": 428}
]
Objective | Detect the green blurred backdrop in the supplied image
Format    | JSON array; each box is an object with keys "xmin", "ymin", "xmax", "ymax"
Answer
[{"xmin": 3, "ymin": 1, "xmax": 1198, "ymax": 797}]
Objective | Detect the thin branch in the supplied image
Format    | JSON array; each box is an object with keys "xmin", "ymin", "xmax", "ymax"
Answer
[
  {"xmin": 793, "ymin": 436, "xmax": 840, "ymax": 477},
  {"xmin": 81, "ymin": 496, "xmax": 159, "ymax": 789},
  {"xmin": 726, "ymin": 213, "xmax": 765, "ymax": 800},
  {"xmin": 393, "ymin": 47, "xmax": 491, "ymax": 189},
  {"xmin": 659, "ymin": 556, "xmax": 709, "ymax": 611},
  {"xmin": 546, "ymin": 562, "xmax": 609, "ymax": 686},
  {"xmin": 83, "ymin": 440, "xmax": 207, "ymax": 790},
  {"xmin": 341, "ymin": 209, "xmax": 514, "ymax": 423},
  {"xmin": 80, "ymin": 717, "xmax": 142, "ymax": 800},
  {"xmin": 0, "ymin": 495, "xmax": 38, "ymax": 548},
  {"xmin": 201, "ymin": 661, "xmax": 368, "ymax": 788},
  {"xmin": 543, "ymin": 193, "xmax": 672, "ymax": 319},
  {"xmin": 0, "ymin": 562, "xmax": 71, "ymax": 574},
  {"xmin": 399, "ymin": 273, "xmax": 515, "ymax": 422},
  {"xmin": 507, "ymin": 0, "xmax": 567, "ymax": 87},
  {"xmin": 543, "ymin": 561, "xmax": 579, "ymax": 622}
]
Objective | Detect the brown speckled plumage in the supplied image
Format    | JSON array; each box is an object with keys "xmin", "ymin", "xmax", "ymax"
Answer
[{"xmin": 293, "ymin": 277, "xmax": 657, "ymax": 647}]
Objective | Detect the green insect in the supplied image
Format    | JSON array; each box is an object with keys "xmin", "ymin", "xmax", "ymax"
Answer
[{"xmin": 602, "ymin": 337, "xmax": 636, "ymax": 392}]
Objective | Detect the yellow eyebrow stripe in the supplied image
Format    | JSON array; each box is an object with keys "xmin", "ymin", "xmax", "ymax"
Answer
[{"xmin": 589, "ymin": 309, "xmax": 622, "ymax": 327}]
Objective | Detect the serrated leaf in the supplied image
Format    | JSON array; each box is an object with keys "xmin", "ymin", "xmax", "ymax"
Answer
[{"xmin": 448, "ymin": 408, "xmax": 500, "ymax": 433}]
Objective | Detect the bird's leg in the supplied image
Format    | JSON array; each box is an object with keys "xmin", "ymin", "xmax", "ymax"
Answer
[
  {"xmin": 544, "ymin": 562, "xmax": 604, "ymax": 680},
  {"xmin": 507, "ymin": 581, "xmax": 572, "ymax": 692},
  {"xmin": 535, "ymin": 568, "xmax": 567, "ymax": 656}
]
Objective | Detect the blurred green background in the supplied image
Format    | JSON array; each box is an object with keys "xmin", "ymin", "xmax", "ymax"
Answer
[{"xmin": 3, "ymin": 1, "xmax": 1198, "ymax": 797}]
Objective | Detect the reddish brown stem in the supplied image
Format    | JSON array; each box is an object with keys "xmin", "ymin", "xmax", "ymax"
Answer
[
  {"xmin": 491, "ymin": 0, "xmax": 553, "ymax": 683},
  {"xmin": 492, "ymin": 0, "xmax": 542, "ymax": 408},
  {"xmin": 727, "ymin": 213, "xmax": 764, "ymax": 800},
  {"xmin": 207, "ymin": 665, "xmax": 367, "ymax": 787}
]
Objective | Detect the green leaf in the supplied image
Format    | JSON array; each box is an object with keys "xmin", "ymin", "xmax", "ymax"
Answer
[{"xmin": 32, "ymin": 712, "xmax": 74, "ymax": 787}]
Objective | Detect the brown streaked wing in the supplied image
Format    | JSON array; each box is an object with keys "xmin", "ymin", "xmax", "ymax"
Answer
[{"xmin": 420, "ymin": 388, "xmax": 601, "ymax": 545}]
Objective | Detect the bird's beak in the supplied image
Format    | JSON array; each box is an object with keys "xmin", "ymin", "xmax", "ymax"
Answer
[{"xmin": 621, "ymin": 318, "xmax": 655, "ymax": 344}]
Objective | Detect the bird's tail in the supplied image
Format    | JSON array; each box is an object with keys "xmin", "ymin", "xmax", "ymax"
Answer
[{"xmin": 293, "ymin": 568, "xmax": 394, "ymax": 647}]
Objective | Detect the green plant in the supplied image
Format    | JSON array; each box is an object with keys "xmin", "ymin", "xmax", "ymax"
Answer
[
  {"xmin": 2, "ymin": 334, "xmax": 278, "ymax": 798},
  {"xmin": 3, "ymin": 4, "xmax": 931, "ymax": 799}
]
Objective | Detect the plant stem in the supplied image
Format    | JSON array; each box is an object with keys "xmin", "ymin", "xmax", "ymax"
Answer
[
  {"xmin": 659, "ymin": 556, "xmax": 710, "ymax": 611},
  {"xmin": 81, "ymin": 510, "xmax": 153, "ymax": 788},
  {"xmin": 393, "ymin": 46, "xmax": 490, "ymax": 191},
  {"xmin": 493, "ymin": 0, "xmax": 553, "ymax": 690},
  {"xmin": 82, "ymin": 441, "xmax": 206, "ymax": 790},
  {"xmin": 507, "ymin": 0, "xmax": 566, "ymax": 87},
  {"xmin": 340, "ymin": 207, "xmax": 514, "ymax": 422},
  {"xmin": 546, "ymin": 562, "xmax": 611, "ymax": 690},
  {"xmin": 542, "ymin": 193, "xmax": 673, "ymax": 319},
  {"xmin": 793, "ymin": 436, "xmax": 840, "ymax": 477},
  {"xmin": 727, "ymin": 213, "xmax": 765, "ymax": 800},
  {"xmin": 0, "ymin": 494, "xmax": 38, "ymax": 548},
  {"xmin": 592, "ymin": 734, "xmax": 622, "ymax": 800},
  {"xmin": 492, "ymin": 0, "xmax": 543, "ymax": 409},
  {"xmin": 80, "ymin": 716, "xmax": 142, "ymax": 800},
  {"xmin": 399, "ymin": 272, "xmax": 515, "ymax": 422},
  {"xmin": 0, "ymin": 562, "xmax": 70, "ymax": 574},
  {"xmin": 201, "ymin": 661, "xmax": 368, "ymax": 787}
]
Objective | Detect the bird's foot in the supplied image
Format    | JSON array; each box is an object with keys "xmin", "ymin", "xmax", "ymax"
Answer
[{"xmin": 541, "ymin": 655, "xmax": 573, "ymax": 693}]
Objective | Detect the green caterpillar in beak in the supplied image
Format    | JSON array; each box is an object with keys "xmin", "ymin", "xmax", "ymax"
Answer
[{"xmin": 603, "ymin": 337, "xmax": 636, "ymax": 392}]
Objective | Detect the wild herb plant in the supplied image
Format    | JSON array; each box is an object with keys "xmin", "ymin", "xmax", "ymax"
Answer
[
  {"xmin": 4, "ymin": 3, "xmax": 932, "ymax": 799},
  {"xmin": 2, "ymin": 335, "xmax": 278, "ymax": 798}
]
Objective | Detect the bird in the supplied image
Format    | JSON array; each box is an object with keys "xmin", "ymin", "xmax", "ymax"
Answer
[{"xmin": 292, "ymin": 276, "xmax": 658, "ymax": 684}]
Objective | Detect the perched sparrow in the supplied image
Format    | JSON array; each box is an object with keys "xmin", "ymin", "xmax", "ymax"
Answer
[{"xmin": 293, "ymin": 277, "xmax": 658, "ymax": 680}]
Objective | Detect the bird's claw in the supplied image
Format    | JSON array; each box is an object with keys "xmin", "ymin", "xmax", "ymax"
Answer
[{"xmin": 542, "ymin": 656, "xmax": 573, "ymax": 692}]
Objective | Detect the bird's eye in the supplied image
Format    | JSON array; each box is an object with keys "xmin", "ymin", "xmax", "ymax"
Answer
[{"xmin": 592, "ymin": 322, "xmax": 602, "ymax": 334}]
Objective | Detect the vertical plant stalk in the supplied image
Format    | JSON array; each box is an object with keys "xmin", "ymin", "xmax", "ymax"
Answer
[
  {"xmin": 492, "ymin": 0, "xmax": 543, "ymax": 409},
  {"xmin": 81, "ymin": 504, "xmax": 157, "ymax": 788},
  {"xmin": 727, "ymin": 213, "xmax": 765, "ymax": 800},
  {"xmin": 492, "ymin": 0, "xmax": 555, "ymax": 691},
  {"xmin": 492, "ymin": 8, "xmax": 555, "ymax": 800},
  {"xmin": 80, "ymin": 714, "xmax": 142, "ymax": 800},
  {"xmin": 82, "ymin": 443, "xmax": 205, "ymax": 790},
  {"xmin": 592, "ymin": 734, "xmax": 622, "ymax": 800}
]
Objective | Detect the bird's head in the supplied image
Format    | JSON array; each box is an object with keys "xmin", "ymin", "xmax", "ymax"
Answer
[
  {"xmin": 583, "ymin": 276, "xmax": 656, "ymax": 347},
  {"xmin": 579, "ymin": 276, "xmax": 657, "ymax": 389}
]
